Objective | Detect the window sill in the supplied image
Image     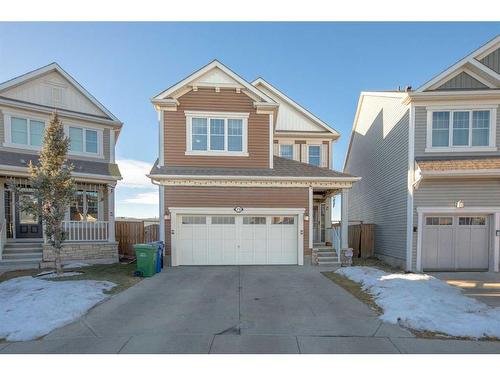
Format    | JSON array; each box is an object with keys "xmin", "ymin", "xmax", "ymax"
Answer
[
  {"xmin": 425, "ymin": 146, "xmax": 498, "ymax": 153},
  {"xmin": 185, "ymin": 151, "xmax": 249, "ymax": 157}
]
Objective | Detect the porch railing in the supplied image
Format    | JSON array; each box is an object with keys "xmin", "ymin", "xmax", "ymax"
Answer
[
  {"xmin": 0, "ymin": 220, "xmax": 6, "ymax": 260},
  {"xmin": 62, "ymin": 221, "xmax": 109, "ymax": 242},
  {"xmin": 330, "ymin": 225, "xmax": 341, "ymax": 264}
]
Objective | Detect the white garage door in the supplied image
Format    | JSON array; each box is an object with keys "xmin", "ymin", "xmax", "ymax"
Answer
[
  {"xmin": 422, "ymin": 215, "xmax": 489, "ymax": 271},
  {"xmin": 176, "ymin": 215, "xmax": 298, "ymax": 265}
]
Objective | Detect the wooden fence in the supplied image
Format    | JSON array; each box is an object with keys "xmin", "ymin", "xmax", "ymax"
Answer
[
  {"xmin": 348, "ymin": 223, "xmax": 374, "ymax": 258},
  {"xmin": 115, "ymin": 221, "xmax": 160, "ymax": 258}
]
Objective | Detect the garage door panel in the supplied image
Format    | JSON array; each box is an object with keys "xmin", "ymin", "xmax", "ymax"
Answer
[
  {"xmin": 436, "ymin": 228, "xmax": 454, "ymax": 269},
  {"xmin": 470, "ymin": 227, "xmax": 489, "ymax": 269}
]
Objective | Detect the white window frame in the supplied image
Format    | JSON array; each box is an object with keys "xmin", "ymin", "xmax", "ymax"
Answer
[
  {"xmin": 65, "ymin": 189, "xmax": 103, "ymax": 222},
  {"xmin": 279, "ymin": 142, "xmax": 294, "ymax": 160},
  {"xmin": 64, "ymin": 124, "xmax": 104, "ymax": 158},
  {"xmin": 3, "ymin": 112, "xmax": 47, "ymax": 151},
  {"xmin": 185, "ymin": 110, "xmax": 249, "ymax": 156},
  {"xmin": 425, "ymin": 105, "xmax": 497, "ymax": 152},
  {"xmin": 306, "ymin": 142, "xmax": 322, "ymax": 166}
]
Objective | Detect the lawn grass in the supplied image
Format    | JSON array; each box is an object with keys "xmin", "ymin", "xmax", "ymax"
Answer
[{"xmin": 0, "ymin": 263, "xmax": 142, "ymax": 295}]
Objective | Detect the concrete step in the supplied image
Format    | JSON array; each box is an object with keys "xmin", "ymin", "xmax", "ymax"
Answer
[
  {"xmin": 6, "ymin": 240, "xmax": 43, "ymax": 246},
  {"xmin": 317, "ymin": 261, "xmax": 341, "ymax": 266},
  {"xmin": 317, "ymin": 256, "xmax": 339, "ymax": 262},
  {"xmin": 2, "ymin": 252, "xmax": 43, "ymax": 261},
  {"xmin": 316, "ymin": 252, "xmax": 337, "ymax": 257},
  {"xmin": 3, "ymin": 247, "xmax": 43, "ymax": 254}
]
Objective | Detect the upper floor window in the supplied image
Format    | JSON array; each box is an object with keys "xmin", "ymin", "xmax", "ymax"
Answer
[
  {"xmin": 68, "ymin": 126, "xmax": 100, "ymax": 155},
  {"xmin": 185, "ymin": 111, "xmax": 248, "ymax": 156},
  {"xmin": 427, "ymin": 108, "xmax": 496, "ymax": 152},
  {"xmin": 9, "ymin": 116, "xmax": 45, "ymax": 148},
  {"xmin": 308, "ymin": 145, "xmax": 321, "ymax": 166},
  {"xmin": 279, "ymin": 144, "xmax": 293, "ymax": 160}
]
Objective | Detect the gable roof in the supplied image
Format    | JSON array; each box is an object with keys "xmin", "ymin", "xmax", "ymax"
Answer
[
  {"xmin": 0, "ymin": 62, "xmax": 122, "ymax": 123},
  {"xmin": 152, "ymin": 60, "xmax": 277, "ymax": 105},
  {"xmin": 415, "ymin": 35, "xmax": 500, "ymax": 92},
  {"xmin": 252, "ymin": 78, "xmax": 340, "ymax": 137}
]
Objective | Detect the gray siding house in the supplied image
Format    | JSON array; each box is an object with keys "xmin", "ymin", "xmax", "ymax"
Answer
[{"xmin": 344, "ymin": 35, "xmax": 500, "ymax": 273}]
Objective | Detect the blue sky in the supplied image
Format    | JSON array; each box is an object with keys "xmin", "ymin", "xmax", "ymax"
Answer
[{"xmin": 0, "ymin": 22, "xmax": 498, "ymax": 219}]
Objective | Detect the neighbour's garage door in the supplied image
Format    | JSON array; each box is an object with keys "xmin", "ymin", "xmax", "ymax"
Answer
[
  {"xmin": 177, "ymin": 215, "xmax": 298, "ymax": 265},
  {"xmin": 422, "ymin": 215, "xmax": 489, "ymax": 271}
]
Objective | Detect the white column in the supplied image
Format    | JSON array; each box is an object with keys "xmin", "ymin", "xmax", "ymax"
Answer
[
  {"xmin": 107, "ymin": 184, "xmax": 115, "ymax": 242},
  {"xmin": 308, "ymin": 187, "xmax": 313, "ymax": 249},
  {"xmin": 341, "ymin": 188, "xmax": 349, "ymax": 250},
  {"xmin": 159, "ymin": 185, "xmax": 165, "ymax": 243}
]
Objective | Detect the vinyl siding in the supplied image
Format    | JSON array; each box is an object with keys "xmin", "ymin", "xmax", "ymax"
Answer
[
  {"xmin": 434, "ymin": 72, "xmax": 489, "ymax": 90},
  {"xmin": 163, "ymin": 186, "xmax": 310, "ymax": 256},
  {"xmin": 414, "ymin": 105, "xmax": 500, "ymax": 157},
  {"xmin": 480, "ymin": 48, "xmax": 500, "ymax": 74},
  {"xmin": 163, "ymin": 88, "xmax": 270, "ymax": 168},
  {"xmin": 344, "ymin": 95, "xmax": 409, "ymax": 265},
  {"xmin": 411, "ymin": 178, "xmax": 500, "ymax": 270}
]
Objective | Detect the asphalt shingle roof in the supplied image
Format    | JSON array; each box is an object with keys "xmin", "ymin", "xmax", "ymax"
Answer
[{"xmin": 149, "ymin": 156, "xmax": 355, "ymax": 179}]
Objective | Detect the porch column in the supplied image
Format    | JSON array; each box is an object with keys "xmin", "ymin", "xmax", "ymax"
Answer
[
  {"xmin": 341, "ymin": 188, "xmax": 349, "ymax": 250},
  {"xmin": 107, "ymin": 184, "xmax": 115, "ymax": 242}
]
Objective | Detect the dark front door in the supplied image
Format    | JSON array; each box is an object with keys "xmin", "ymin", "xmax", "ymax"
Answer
[{"xmin": 15, "ymin": 191, "xmax": 43, "ymax": 239}]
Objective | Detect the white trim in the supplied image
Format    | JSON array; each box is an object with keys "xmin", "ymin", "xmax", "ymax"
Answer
[
  {"xmin": 269, "ymin": 113, "xmax": 274, "ymax": 169},
  {"xmin": 0, "ymin": 62, "xmax": 121, "ymax": 122},
  {"xmin": 185, "ymin": 112, "xmax": 248, "ymax": 156},
  {"xmin": 406, "ymin": 103, "xmax": 415, "ymax": 272},
  {"xmin": 252, "ymin": 78, "xmax": 340, "ymax": 137},
  {"xmin": 152, "ymin": 60, "xmax": 276, "ymax": 104},
  {"xmin": 168, "ymin": 207, "xmax": 306, "ymax": 267},
  {"xmin": 3, "ymin": 111, "xmax": 47, "ymax": 151},
  {"xmin": 416, "ymin": 206, "xmax": 500, "ymax": 272},
  {"xmin": 0, "ymin": 164, "xmax": 120, "ymax": 182},
  {"xmin": 468, "ymin": 58, "xmax": 500, "ymax": 84},
  {"xmin": 148, "ymin": 173, "xmax": 361, "ymax": 182},
  {"xmin": 426, "ymin": 67, "xmax": 496, "ymax": 91},
  {"xmin": 65, "ymin": 124, "xmax": 104, "ymax": 159},
  {"xmin": 308, "ymin": 187, "xmax": 313, "ymax": 249},
  {"xmin": 425, "ymin": 107, "xmax": 497, "ymax": 152},
  {"xmin": 158, "ymin": 109, "xmax": 164, "ymax": 167},
  {"xmin": 416, "ymin": 36, "xmax": 500, "ymax": 92}
]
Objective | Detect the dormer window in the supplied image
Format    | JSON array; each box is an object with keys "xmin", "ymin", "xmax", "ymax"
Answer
[
  {"xmin": 185, "ymin": 111, "xmax": 248, "ymax": 156},
  {"xmin": 279, "ymin": 144, "xmax": 294, "ymax": 160},
  {"xmin": 426, "ymin": 107, "xmax": 497, "ymax": 152}
]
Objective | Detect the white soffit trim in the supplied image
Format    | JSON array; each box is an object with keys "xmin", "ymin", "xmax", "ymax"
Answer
[
  {"xmin": 415, "ymin": 35, "xmax": 500, "ymax": 93},
  {"xmin": 252, "ymin": 78, "xmax": 340, "ymax": 137},
  {"xmin": 152, "ymin": 60, "xmax": 276, "ymax": 104},
  {"xmin": 0, "ymin": 62, "xmax": 122, "ymax": 123},
  {"xmin": 147, "ymin": 173, "xmax": 361, "ymax": 182}
]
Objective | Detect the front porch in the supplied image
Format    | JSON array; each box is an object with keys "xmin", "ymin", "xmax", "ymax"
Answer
[
  {"xmin": 0, "ymin": 177, "xmax": 117, "ymax": 266},
  {"xmin": 310, "ymin": 187, "xmax": 349, "ymax": 266}
]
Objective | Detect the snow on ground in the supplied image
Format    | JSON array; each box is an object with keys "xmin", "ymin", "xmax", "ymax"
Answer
[
  {"xmin": 0, "ymin": 276, "xmax": 115, "ymax": 341},
  {"xmin": 63, "ymin": 262, "xmax": 90, "ymax": 269},
  {"xmin": 38, "ymin": 271, "xmax": 83, "ymax": 279},
  {"xmin": 337, "ymin": 266, "xmax": 500, "ymax": 339}
]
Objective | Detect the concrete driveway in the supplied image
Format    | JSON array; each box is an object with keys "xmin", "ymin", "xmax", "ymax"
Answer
[{"xmin": 1, "ymin": 265, "xmax": 500, "ymax": 354}]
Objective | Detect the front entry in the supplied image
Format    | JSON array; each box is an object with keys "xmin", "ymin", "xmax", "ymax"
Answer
[
  {"xmin": 313, "ymin": 203, "xmax": 326, "ymax": 243},
  {"xmin": 15, "ymin": 191, "xmax": 43, "ymax": 239}
]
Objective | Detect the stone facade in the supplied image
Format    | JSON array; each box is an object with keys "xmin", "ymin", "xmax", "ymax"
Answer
[{"xmin": 42, "ymin": 241, "xmax": 119, "ymax": 264}]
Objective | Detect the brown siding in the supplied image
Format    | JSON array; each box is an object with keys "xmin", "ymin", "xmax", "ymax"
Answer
[
  {"xmin": 163, "ymin": 88, "xmax": 270, "ymax": 168},
  {"xmin": 162, "ymin": 186, "xmax": 310, "ymax": 257}
]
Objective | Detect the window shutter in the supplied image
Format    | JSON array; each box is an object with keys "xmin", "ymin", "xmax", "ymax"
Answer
[
  {"xmin": 273, "ymin": 143, "xmax": 279, "ymax": 156},
  {"xmin": 293, "ymin": 144, "xmax": 301, "ymax": 161},
  {"xmin": 321, "ymin": 144, "xmax": 328, "ymax": 168},
  {"xmin": 301, "ymin": 144, "xmax": 308, "ymax": 163}
]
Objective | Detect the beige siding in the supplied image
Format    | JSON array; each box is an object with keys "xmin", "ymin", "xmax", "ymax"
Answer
[
  {"xmin": 414, "ymin": 105, "xmax": 500, "ymax": 157},
  {"xmin": 435, "ymin": 72, "xmax": 489, "ymax": 90},
  {"xmin": 480, "ymin": 48, "xmax": 500, "ymax": 74},
  {"xmin": 163, "ymin": 186, "xmax": 310, "ymax": 255},
  {"xmin": 0, "ymin": 110, "xmax": 4, "ymax": 144},
  {"xmin": 411, "ymin": 178, "xmax": 500, "ymax": 270},
  {"xmin": 103, "ymin": 128, "xmax": 110, "ymax": 162},
  {"xmin": 344, "ymin": 95, "xmax": 409, "ymax": 265},
  {"xmin": 163, "ymin": 88, "xmax": 269, "ymax": 168}
]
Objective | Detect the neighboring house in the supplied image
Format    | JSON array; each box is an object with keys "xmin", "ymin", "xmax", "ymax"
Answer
[
  {"xmin": 344, "ymin": 35, "xmax": 500, "ymax": 273},
  {"xmin": 148, "ymin": 60, "xmax": 359, "ymax": 266},
  {"xmin": 0, "ymin": 63, "xmax": 122, "ymax": 267}
]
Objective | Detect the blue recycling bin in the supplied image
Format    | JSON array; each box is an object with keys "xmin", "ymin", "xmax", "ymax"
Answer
[{"xmin": 148, "ymin": 241, "xmax": 164, "ymax": 273}]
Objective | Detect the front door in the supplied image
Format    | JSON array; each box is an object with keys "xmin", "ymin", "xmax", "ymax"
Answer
[
  {"xmin": 15, "ymin": 191, "xmax": 43, "ymax": 239},
  {"xmin": 313, "ymin": 203, "xmax": 326, "ymax": 243}
]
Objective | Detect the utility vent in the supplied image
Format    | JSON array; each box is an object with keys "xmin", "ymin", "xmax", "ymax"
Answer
[{"xmin": 51, "ymin": 86, "xmax": 64, "ymax": 107}]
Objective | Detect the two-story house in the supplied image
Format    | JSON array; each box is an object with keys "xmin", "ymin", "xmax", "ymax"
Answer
[
  {"xmin": 0, "ymin": 63, "xmax": 122, "ymax": 268},
  {"xmin": 148, "ymin": 61, "xmax": 359, "ymax": 266},
  {"xmin": 344, "ymin": 35, "xmax": 500, "ymax": 273}
]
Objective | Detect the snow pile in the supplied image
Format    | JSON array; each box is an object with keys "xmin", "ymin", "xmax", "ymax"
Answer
[
  {"xmin": 63, "ymin": 262, "xmax": 90, "ymax": 269},
  {"xmin": 38, "ymin": 272, "xmax": 83, "ymax": 279},
  {"xmin": 0, "ymin": 276, "xmax": 115, "ymax": 341},
  {"xmin": 337, "ymin": 266, "xmax": 500, "ymax": 339}
]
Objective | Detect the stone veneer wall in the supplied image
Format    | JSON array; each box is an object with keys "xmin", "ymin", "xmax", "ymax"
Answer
[{"xmin": 42, "ymin": 242, "xmax": 119, "ymax": 263}]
